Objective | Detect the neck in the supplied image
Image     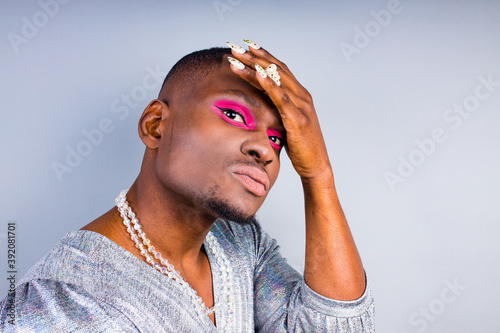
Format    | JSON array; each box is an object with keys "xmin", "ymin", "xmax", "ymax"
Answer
[
  {"xmin": 127, "ymin": 175, "xmax": 217, "ymax": 262},
  {"xmin": 83, "ymin": 170, "xmax": 218, "ymax": 269}
]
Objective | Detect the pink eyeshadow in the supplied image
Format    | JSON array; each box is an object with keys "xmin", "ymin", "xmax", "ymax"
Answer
[
  {"xmin": 212, "ymin": 100, "xmax": 256, "ymax": 129},
  {"xmin": 267, "ymin": 128, "xmax": 285, "ymax": 150}
]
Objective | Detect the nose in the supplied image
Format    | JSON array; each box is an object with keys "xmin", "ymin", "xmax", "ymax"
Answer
[{"xmin": 240, "ymin": 131, "xmax": 274, "ymax": 166}]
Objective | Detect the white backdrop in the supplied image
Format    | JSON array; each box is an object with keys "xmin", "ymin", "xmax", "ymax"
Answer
[{"xmin": 1, "ymin": 0, "xmax": 499, "ymax": 332}]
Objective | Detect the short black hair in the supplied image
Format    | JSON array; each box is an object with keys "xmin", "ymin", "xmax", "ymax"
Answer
[{"xmin": 158, "ymin": 47, "xmax": 231, "ymax": 103}]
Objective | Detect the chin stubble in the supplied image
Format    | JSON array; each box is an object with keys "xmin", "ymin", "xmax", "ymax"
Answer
[{"xmin": 204, "ymin": 196, "xmax": 257, "ymax": 225}]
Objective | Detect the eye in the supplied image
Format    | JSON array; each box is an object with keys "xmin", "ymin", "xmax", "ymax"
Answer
[
  {"xmin": 267, "ymin": 128, "xmax": 285, "ymax": 150},
  {"xmin": 269, "ymin": 136, "xmax": 285, "ymax": 150},
  {"xmin": 218, "ymin": 107, "xmax": 247, "ymax": 125},
  {"xmin": 269, "ymin": 136, "xmax": 284, "ymax": 147}
]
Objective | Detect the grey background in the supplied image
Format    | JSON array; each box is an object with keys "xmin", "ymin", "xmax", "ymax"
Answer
[{"xmin": 1, "ymin": 0, "xmax": 499, "ymax": 331}]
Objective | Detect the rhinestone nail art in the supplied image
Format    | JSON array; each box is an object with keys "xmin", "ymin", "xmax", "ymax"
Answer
[
  {"xmin": 227, "ymin": 56, "xmax": 245, "ymax": 70},
  {"xmin": 265, "ymin": 64, "xmax": 281, "ymax": 86},
  {"xmin": 255, "ymin": 64, "xmax": 267, "ymax": 78},
  {"xmin": 226, "ymin": 42, "xmax": 246, "ymax": 54},
  {"xmin": 243, "ymin": 39, "xmax": 260, "ymax": 50},
  {"xmin": 266, "ymin": 64, "xmax": 277, "ymax": 73}
]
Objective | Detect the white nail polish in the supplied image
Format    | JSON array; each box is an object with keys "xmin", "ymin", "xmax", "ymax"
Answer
[
  {"xmin": 264, "ymin": 63, "xmax": 280, "ymax": 86},
  {"xmin": 255, "ymin": 64, "xmax": 267, "ymax": 78},
  {"xmin": 243, "ymin": 39, "xmax": 260, "ymax": 50},
  {"xmin": 266, "ymin": 64, "xmax": 277, "ymax": 73},
  {"xmin": 227, "ymin": 56, "xmax": 245, "ymax": 70},
  {"xmin": 268, "ymin": 72, "xmax": 280, "ymax": 81},
  {"xmin": 226, "ymin": 42, "xmax": 246, "ymax": 54}
]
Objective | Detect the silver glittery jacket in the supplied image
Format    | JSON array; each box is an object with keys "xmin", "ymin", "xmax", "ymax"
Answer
[{"xmin": 0, "ymin": 219, "xmax": 374, "ymax": 332}]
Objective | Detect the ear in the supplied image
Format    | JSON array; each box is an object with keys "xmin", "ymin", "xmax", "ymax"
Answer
[{"xmin": 138, "ymin": 99, "xmax": 169, "ymax": 149}]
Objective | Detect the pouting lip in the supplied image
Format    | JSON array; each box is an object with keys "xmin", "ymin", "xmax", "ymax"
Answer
[{"xmin": 232, "ymin": 165, "xmax": 270, "ymax": 192}]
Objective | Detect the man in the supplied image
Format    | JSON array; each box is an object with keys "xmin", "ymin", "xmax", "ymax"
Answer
[{"xmin": 1, "ymin": 41, "xmax": 374, "ymax": 332}]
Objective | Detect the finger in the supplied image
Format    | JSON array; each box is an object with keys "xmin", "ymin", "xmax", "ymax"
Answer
[
  {"xmin": 253, "ymin": 66, "xmax": 307, "ymax": 125},
  {"xmin": 226, "ymin": 56, "xmax": 264, "ymax": 90},
  {"xmin": 226, "ymin": 42, "xmax": 313, "ymax": 112},
  {"xmin": 254, "ymin": 62, "xmax": 313, "ymax": 110},
  {"xmin": 228, "ymin": 54, "xmax": 303, "ymax": 106},
  {"xmin": 227, "ymin": 42, "xmax": 308, "ymax": 98},
  {"xmin": 241, "ymin": 39, "xmax": 297, "ymax": 80},
  {"xmin": 247, "ymin": 56, "xmax": 304, "ymax": 97}
]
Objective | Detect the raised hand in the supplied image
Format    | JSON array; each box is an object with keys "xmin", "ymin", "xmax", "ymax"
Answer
[
  {"xmin": 226, "ymin": 40, "xmax": 366, "ymax": 301},
  {"xmin": 226, "ymin": 40, "xmax": 332, "ymax": 181}
]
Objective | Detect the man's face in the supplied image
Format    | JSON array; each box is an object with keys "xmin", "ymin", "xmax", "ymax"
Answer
[{"xmin": 155, "ymin": 60, "xmax": 284, "ymax": 223}]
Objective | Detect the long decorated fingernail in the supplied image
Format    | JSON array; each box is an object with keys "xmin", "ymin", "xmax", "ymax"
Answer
[
  {"xmin": 227, "ymin": 56, "xmax": 245, "ymax": 70},
  {"xmin": 268, "ymin": 72, "xmax": 280, "ymax": 81},
  {"xmin": 266, "ymin": 64, "xmax": 277, "ymax": 74},
  {"xmin": 243, "ymin": 39, "xmax": 260, "ymax": 50},
  {"xmin": 265, "ymin": 64, "xmax": 281, "ymax": 86},
  {"xmin": 226, "ymin": 42, "xmax": 246, "ymax": 54},
  {"xmin": 255, "ymin": 64, "xmax": 267, "ymax": 78}
]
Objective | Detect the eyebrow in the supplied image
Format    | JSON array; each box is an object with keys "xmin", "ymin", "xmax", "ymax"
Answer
[{"xmin": 218, "ymin": 89, "xmax": 262, "ymax": 109}]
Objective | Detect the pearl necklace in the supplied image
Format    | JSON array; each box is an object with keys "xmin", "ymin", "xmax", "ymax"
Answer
[{"xmin": 115, "ymin": 189, "xmax": 234, "ymax": 325}]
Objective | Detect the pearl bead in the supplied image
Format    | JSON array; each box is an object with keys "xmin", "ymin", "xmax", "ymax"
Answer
[{"xmin": 115, "ymin": 188, "xmax": 234, "ymax": 322}]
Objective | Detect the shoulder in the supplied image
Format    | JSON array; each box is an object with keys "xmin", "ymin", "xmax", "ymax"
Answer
[
  {"xmin": 0, "ymin": 230, "xmax": 141, "ymax": 331},
  {"xmin": 0, "ymin": 279, "xmax": 138, "ymax": 332},
  {"xmin": 211, "ymin": 219, "xmax": 280, "ymax": 264},
  {"xmin": 18, "ymin": 230, "xmax": 126, "ymax": 286},
  {"xmin": 4, "ymin": 230, "xmax": 211, "ymax": 331}
]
